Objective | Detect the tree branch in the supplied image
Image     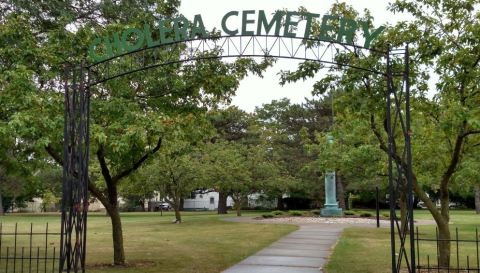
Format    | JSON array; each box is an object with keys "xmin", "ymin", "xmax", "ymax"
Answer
[
  {"xmin": 112, "ymin": 137, "xmax": 163, "ymax": 183},
  {"xmin": 45, "ymin": 144, "xmax": 63, "ymax": 166},
  {"xmin": 370, "ymin": 115, "xmax": 447, "ymax": 226},
  {"xmin": 45, "ymin": 145, "xmax": 112, "ymax": 212},
  {"xmin": 97, "ymin": 145, "xmax": 113, "ymax": 184},
  {"xmin": 370, "ymin": 114, "xmax": 388, "ymax": 153},
  {"xmin": 88, "ymin": 180, "xmax": 112, "ymax": 212},
  {"xmin": 462, "ymin": 130, "xmax": 480, "ymax": 138}
]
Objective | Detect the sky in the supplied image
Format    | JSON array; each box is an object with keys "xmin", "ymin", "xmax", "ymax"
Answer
[{"xmin": 178, "ymin": 0, "xmax": 410, "ymax": 112}]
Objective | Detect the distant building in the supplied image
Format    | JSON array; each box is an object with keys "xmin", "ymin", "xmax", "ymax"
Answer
[
  {"xmin": 147, "ymin": 190, "xmax": 276, "ymax": 211},
  {"xmin": 12, "ymin": 190, "xmax": 276, "ymax": 214},
  {"xmin": 183, "ymin": 191, "xmax": 234, "ymax": 211}
]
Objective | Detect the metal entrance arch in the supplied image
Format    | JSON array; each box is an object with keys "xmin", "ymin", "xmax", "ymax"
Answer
[{"xmin": 61, "ymin": 35, "xmax": 415, "ymax": 273}]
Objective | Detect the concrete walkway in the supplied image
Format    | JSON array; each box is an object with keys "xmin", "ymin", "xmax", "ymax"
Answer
[{"xmin": 222, "ymin": 219, "xmax": 345, "ymax": 273}]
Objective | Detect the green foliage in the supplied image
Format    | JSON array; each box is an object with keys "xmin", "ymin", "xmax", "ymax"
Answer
[
  {"xmin": 277, "ymin": 5, "xmax": 480, "ymax": 265},
  {"xmin": 199, "ymin": 109, "xmax": 298, "ymax": 211},
  {"xmin": 41, "ymin": 191, "xmax": 60, "ymax": 212},
  {"xmin": 134, "ymin": 114, "xmax": 214, "ymax": 214},
  {"xmin": 1, "ymin": 0, "xmax": 272, "ymax": 263},
  {"xmin": 288, "ymin": 210, "xmax": 304, "ymax": 216},
  {"xmin": 272, "ymin": 210, "xmax": 285, "ymax": 215},
  {"xmin": 262, "ymin": 213, "xmax": 275, "ymax": 218},
  {"xmin": 360, "ymin": 212, "xmax": 373, "ymax": 218},
  {"xmin": 310, "ymin": 209, "xmax": 320, "ymax": 215},
  {"xmin": 255, "ymin": 98, "xmax": 331, "ymax": 202},
  {"xmin": 344, "ymin": 211, "xmax": 355, "ymax": 216}
]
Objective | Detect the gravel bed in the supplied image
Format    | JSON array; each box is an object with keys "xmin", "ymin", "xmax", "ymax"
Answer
[{"xmin": 258, "ymin": 216, "xmax": 391, "ymax": 225}]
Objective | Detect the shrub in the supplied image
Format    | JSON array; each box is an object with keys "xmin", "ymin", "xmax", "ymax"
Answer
[
  {"xmin": 310, "ymin": 209, "xmax": 320, "ymax": 215},
  {"xmin": 272, "ymin": 210, "xmax": 284, "ymax": 216},
  {"xmin": 344, "ymin": 210, "xmax": 355, "ymax": 216},
  {"xmin": 262, "ymin": 213, "xmax": 274, "ymax": 218},
  {"xmin": 382, "ymin": 213, "xmax": 390, "ymax": 218},
  {"xmin": 288, "ymin": 210, "xmax": 303, "ymax": 216},
  {"xmin": 360, "ymin": 212, "xmax": 373, "ymax": 217}
]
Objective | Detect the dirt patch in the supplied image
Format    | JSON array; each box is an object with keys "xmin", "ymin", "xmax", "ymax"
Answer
[{"xmin": 255, "ymin": 216, "xmax": 435, "ymax": 225}]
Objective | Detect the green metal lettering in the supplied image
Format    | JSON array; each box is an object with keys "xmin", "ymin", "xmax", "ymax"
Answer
[
  {"xmin": 241, "ymin": 10, "xmax": 256, "ymax": 35},
  {"xmin": 222, "ymin": 11, "xmax": 239, "ymax": 36},
  {"xmin": 174, "ymin": 16, "xmax": 190, "ymax": 42},
  {"xmin": 88, "ymin": 37, "xmax": 107, "ymax": 62},
  {"xmin": 319, "ymin": 15, "xmax": 337, "ymax": 42},
  {"xmin": 361, "ymin": 21, "xmax": 385, "ymax": 48},
  {"xmin": 103, "ymin": 36, "xmax": 114, "ymax": 58},
  {"xmin": 256, "ymin": 10, "xmax": 282, "ymax": 36},
  {"xmin": 159, "ymin": 19, "xmax": 173, "ymax": 44},
  {"xmin": 122, "ymin": 28, "xmax": 145, "ymax": 52},
  {"xmin": 336, "ymin": 18, "xmax": 357, "ymax": 44},
  {"xmin": 284, "ymin": 11, "xmax": 300, "ymax": 38},
  {"xmin": 144, "ymin": 24, "xmax": 160, "ymax": 47},
  {"xmin": 112, "ymin": 32, "xmax": 123, "ymax": 54},
  {"xmin": 191, "ymin": 14, "xmax": 208, "ymax": 38},
  {"xmin": 303, "ymin": 12, "xmax": 320, "ymax": 38}
]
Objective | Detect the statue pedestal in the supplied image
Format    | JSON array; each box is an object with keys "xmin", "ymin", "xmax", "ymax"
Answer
[
  {"xmin": 320, "ymin": 171, "xmax": 343, "ymax": 217},
  {"xmin": 321, "ymin": 205, "xmax": 343, "ymax": 217}
]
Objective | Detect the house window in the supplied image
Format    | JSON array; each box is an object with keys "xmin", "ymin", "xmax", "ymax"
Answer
[{"xmin": 210, "ymin": 197, "xmax": 215, "ymax": 204}]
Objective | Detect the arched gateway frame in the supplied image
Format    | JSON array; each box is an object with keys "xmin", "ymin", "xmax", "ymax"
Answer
[{"xmin": 61, "ymin": 31, "xmax": 414, "ymax": 272}]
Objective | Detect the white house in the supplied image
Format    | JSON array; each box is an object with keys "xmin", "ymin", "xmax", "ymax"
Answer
[
  {"xmin": 148, "ymin": 190, "xmax": 276, "ymax": 211},
  {"xmin": 183, "ymin": 191, "xmax": 234, "ymax": 211}
]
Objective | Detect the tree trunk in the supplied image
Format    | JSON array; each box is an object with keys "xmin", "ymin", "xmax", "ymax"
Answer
[
  {"xmin": 438, "ymin": 222, "xmax": 451, "ymax": 268},
  {"xmin": 174, "ymin": 203, "xmax": 182, "ymax": 223},
  {"xmin": 233, "ymin": 196, "xmax": 242, "ymax": 216},
  {"xmin": 475, "ymin": 184, "xmax": 480, "ymax": 214},
  {"xmin": 217, "ymin": 191, "xmax": 228, "ymax": 214},
  {"xmin": 276, "ymin": 194, "xmax": 284, "ymax": 210},
  {"xmin": 236, "ymin": 203, "xmax": 242, "ymax": 216},
  {"xmin": 107, "ymin": 206, "xmax": 126, "ymax": 265},
  {"xmin": 370, "ymin": 113, "xmax": 455, "ymax": 268},
  {"xmin": 0, "ymin": 191, "xmax": 3, "ymax": 215},
  {"xmin": 336, "ymin": 173, "xmax": 346, "ymax": 210}
]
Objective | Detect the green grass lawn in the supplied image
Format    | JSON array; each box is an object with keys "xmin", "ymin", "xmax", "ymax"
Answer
[
  {"xmin": 325, "ymin": 210, "xmax": 480, "ymax": 273},
  {"xmin": 0, "ymin": 211, "xmax": 297, "ymax": 273}
]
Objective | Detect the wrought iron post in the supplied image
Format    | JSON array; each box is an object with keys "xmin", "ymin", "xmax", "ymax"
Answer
[
  {"xmin": 386, "ymin": 45, "xmax": 397, "ymax": 273},
  {"xmin": 405, "ymin": 44, "xmax": 416, "ymax": 272},
  {"xmin": 386, "ymin": 45, "xmax": 416, "ymax": 273},
  {"xmin": 60, "ymin": 63, "xmax": 90, "ymax": 273}
]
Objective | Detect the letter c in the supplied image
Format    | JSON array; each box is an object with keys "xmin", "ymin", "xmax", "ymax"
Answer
[
  {"xmin": 88, "ymin": 37, "xmax": 108, "ymax": 62},
  {"xmin": 222, "ymin": 11, "xmax": 239, "ymax": 35}
]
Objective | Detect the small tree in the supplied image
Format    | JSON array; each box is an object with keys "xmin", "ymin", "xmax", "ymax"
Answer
[{"xmin": 200, "ymin": 141, "xmax": 252, "ymax": 216}]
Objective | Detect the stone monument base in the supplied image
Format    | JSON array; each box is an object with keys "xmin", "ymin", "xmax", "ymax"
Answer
[{"xmin": 320, "ymin": 206, "xmax": 343, "ymax": 217}]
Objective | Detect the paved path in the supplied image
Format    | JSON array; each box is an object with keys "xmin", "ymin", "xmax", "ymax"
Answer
[
  {"xmin": 222, "ymin": 218, "xmax": 346, "ymax": 273},
  {"xmin": 221, "ymin": 216, "xmax": 434, "ymax": 273}
]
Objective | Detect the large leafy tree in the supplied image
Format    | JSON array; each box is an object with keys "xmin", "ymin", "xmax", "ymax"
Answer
[
  {"xmin": 134, "ymin": 113, "xmax": 213, "ymax": 223},
  {"xmin": 205, "ymin": 106, "xmax": 298, "ymax": 214},
  {"xmin": 281, "ymin": 0, "xmax": 480, "ymax": 266},
  {"xmin": 207, "ymin": 106, "xmax": 258, "ymax": 213},
  {"xmin": 255, "ymin": 98, "xmax": 331, "ymax": 208},
  {"xmin": 303, "ymin": 111, "xmax": 385, "ymax": 210},
  {"xmin": 1, "ymin": 0, "xmax": 270, "ymax": 265}
]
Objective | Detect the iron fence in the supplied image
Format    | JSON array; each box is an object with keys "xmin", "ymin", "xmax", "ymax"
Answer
[
  {"xmin": 416, "ymin": 226, "xmax": 480, "ymax": 272},
  {"xmin": 0, "ymin": 223, "xmax": 60, "ymax": 273}
]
